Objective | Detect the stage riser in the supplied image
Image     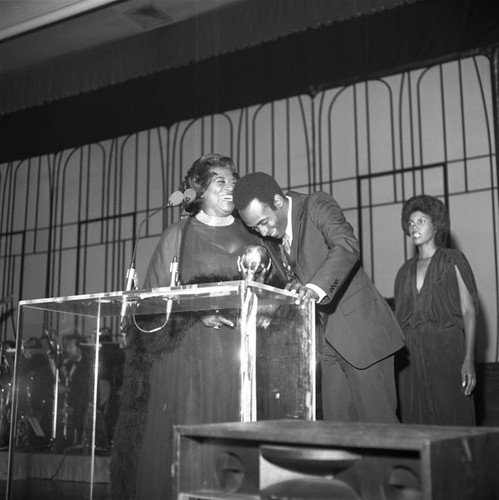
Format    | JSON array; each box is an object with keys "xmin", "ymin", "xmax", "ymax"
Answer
[{"xmin": 0, "ymin": 452, "xmax": 110, "ymax": 483}]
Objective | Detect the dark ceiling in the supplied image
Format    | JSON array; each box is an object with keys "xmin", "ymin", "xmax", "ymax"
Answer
[
  {"xmin": 1, "ymin": 0, "xmax": 498, "ymax": 163},
  {"xmin": 0, "ymin": 0, "xmax": 243, "ymax": 74}
]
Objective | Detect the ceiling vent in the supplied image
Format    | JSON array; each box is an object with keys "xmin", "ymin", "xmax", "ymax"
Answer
[{"xmin": 124, "ymin": 4, "xmax": 173, "ymax": 30}]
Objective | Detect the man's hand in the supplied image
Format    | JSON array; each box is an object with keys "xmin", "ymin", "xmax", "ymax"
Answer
[{"xmin": 285, "ymin": 283, "xmax": 318, "ymax": 309}]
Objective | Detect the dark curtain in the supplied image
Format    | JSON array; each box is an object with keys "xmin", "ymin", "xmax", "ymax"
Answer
[{"xmin": 0, "ymin": 0, "xmax": 498, "ymax": 162}]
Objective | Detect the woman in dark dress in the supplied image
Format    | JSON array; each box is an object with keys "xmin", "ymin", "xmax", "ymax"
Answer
[
  {"xmin": 394, "ymin": 195, "xmax": 478, "ymax": 426},
  {"xmin": 110, "ymin": 154, "xmax": 276, "ymax": 500}
]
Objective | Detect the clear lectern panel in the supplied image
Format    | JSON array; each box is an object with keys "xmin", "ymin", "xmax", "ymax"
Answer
[{"xmin": 6, "ymin": 281, "xmax": 315, "ymax": 499}]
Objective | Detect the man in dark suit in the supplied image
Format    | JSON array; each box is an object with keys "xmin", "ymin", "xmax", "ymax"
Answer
[{"xmin": 233, "ymin": 172, "xmax": 405, "ymax": 423}]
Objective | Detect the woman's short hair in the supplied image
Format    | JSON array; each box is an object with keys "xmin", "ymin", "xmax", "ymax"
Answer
[
  {"xmin": 401, "ymin": 194, "xmax": 450, "ymax": 246},
  {"xmin": 181, "ymin": 153, "xmax": 237, "ymax": 215}
]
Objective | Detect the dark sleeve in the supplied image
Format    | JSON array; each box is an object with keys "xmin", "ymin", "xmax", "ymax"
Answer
[
  {"xmin": 449, "ymin": 249, "xmax": 479, "ymax": 313},
  {"xmin": 142, "ymin": 221, "xmax": 185, "ymax": 289},
  {"xmin": 305, "ymin": 192, "xmax": 360, "ymax": 300},
  {"xmin": 393, "ymin": 260, "xmax": 413, "ymax": 328}
]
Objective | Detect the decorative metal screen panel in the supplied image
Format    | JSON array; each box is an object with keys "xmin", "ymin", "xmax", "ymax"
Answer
[{"xmin": 0, "ymin": 54, "xmax": 497, "ymax": 359}]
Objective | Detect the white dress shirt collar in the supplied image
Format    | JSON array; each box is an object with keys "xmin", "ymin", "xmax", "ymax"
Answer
[{"xmin": 284, "ymin": 195, "xmax": 293, "ymax": 245}]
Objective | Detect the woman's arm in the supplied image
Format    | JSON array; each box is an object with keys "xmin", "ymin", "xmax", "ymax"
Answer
[{"xmin": 455, "ymin": 265, "xmax": 477, "ymax": 397}]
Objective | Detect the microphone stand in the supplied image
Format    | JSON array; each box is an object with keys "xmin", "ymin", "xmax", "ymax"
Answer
[
  {"xmin": 43, "ymin": 330, "xmax": 63, "ymax": 450},
  {"xmin": 120, "ymin": 190, "xmax": 186, "ymax": 334},
  {"xmin": 165, "ymin": 258, "xmax": 177, "ymax": 321},
  {"xmin": 124, "ymin": 194, "xmax": 182, "ymax": 293},
  {"xmin": 164, "ymin": 188, "xmax": 195, "ymax": 319}
]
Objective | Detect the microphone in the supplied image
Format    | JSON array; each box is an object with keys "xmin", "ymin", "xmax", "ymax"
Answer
[
  {"xmin": 124, "ymin": 190, "xmax": 184, "ymax": 292},
  {"xmin": 121, "ymin": 190, "xmax": 186, "ymax": 327},
  {"xmin": 166, "ymin": 188, "xmax": 196, "ymax": 288},
  {"xmin": 167, "ymin": 190, "xmax": 185, "ymax": 207},
  {"xmin": 183, "ymin": 188, "xmax": 196, "ymax": 204},
  {"xmin": 164, "ymin": 188, "xmax": 196, "ymax": 320}
]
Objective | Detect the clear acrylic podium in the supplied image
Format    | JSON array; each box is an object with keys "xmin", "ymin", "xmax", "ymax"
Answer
[{"xmin": 6, "ymin": 281, "xmax": 315, "ymax": 499}]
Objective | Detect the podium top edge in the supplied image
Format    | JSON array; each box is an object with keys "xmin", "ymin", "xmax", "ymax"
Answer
[{"xmin": 19, "ymin": 280, "xmax": 295, "ymax": 306}]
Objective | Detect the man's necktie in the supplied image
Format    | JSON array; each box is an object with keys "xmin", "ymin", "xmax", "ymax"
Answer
[
  {"xmin": 282, "ymin": 235, "xmax": 291, "ymax": 255},
  {"xmin": 280, "ymin": 238, "xmax": 300, "ymax": 286}
]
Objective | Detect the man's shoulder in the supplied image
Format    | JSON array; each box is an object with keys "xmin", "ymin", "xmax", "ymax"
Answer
[
  {"xmin": 292, "ymin": 191, "xmax": 342, "ymax": 216},
  {"xmin": 288, "ymin": 190, "xmax": 333, "ymax": 205}
]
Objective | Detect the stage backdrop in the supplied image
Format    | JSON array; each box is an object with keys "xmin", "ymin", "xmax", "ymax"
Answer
[{"xmin": 0, "ymin": 54, "xmax": 497, "ymax": 362}]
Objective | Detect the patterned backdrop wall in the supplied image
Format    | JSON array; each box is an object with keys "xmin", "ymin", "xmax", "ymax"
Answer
[{"xmin": 0, "ymin": 54, "xmax": 497, "ymax": 360}]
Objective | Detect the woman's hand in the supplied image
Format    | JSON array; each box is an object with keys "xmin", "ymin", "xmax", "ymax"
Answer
[
  {"xmin": 461, "ymin": 357, "xmax": 476, "ymax": 397},
  {"xmin": 456, "ymin": 265, "xmax": 477, "ymax": 397},
  {"xmin": 199, "ymin": 311, "xmax": 235, "ymax": 330}
]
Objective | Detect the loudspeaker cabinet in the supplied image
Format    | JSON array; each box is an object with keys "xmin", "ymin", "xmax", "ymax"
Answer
[{"xmin": 174, "ymin": 420, "xmax": 499, "ymax": 500}]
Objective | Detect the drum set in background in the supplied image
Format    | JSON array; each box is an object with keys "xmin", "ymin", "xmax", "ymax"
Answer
[{"xmin": 0, "ymin": 330, "xmax": 124, "ymax": 453}]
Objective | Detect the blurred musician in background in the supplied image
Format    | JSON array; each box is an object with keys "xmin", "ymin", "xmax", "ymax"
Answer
[
  {"xmin": 17, "ymin": 337, "xmax": 54, "ymax": 448},
  {"xmin": 60, "ymin": 333, "xmax": 91, "ymax": 446},
  {"xmin": 0, "ymin": 340, "xmax": 15, "ymax": 447},
  {"xmin": 96, "ymin": 326, "xmax": 124, "ymax": 445}
]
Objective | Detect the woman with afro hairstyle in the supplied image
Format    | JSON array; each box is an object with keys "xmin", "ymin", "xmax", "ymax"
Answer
[{"xmin": 394, "ymin": 194, "xmax": 478, "ymax": 425}]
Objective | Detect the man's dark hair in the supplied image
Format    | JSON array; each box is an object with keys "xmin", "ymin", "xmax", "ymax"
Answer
[
  {"xmin": 401, "ymin": 194, "xmax": 450, "ymax": 247},
  {"xmin": 233, "ymin": 172, "xmax": 285, "ymax": 211}
]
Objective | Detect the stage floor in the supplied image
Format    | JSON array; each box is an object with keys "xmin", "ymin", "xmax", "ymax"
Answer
[
  {"xmin": 0, "ymin": 449, "xmax": 112, "ymax": 500},
  {"xmin": 1, "ymin": 479, "xmax": 111, "ymax": 500}
]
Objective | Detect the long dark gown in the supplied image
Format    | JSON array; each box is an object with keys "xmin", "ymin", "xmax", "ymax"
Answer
[
  {"xmin": 134, "ymin": 217, "xmax": 261, "ymax": 499},
  {"xmin": 394, "ymin": 247, "xmax": 478, "ymax": 426}
]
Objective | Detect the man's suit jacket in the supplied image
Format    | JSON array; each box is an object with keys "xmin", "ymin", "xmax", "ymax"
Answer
[{"xmin": 284, "ymin": 191, "xmax": 404, "ymax": 369}]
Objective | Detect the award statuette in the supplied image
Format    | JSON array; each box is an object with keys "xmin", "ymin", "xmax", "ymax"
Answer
[{"xmin": 238, "ymin": 245, "xmax": 271, "ymax": 282}]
